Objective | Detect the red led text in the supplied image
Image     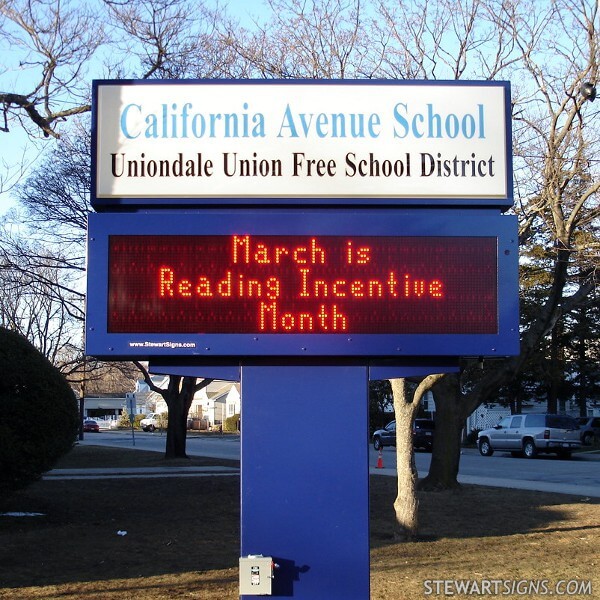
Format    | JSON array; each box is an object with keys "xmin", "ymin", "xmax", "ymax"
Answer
[
  {"xmin": 153, "ymin": 235, "xmax": 448, "ymax": 333},
  {"xmin": 107, "ymin": 234, "xmax": 497, "ymax": 335}
]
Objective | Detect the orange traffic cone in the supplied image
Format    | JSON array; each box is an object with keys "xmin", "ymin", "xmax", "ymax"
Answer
[{"xmin": 376, "ymin": 448, "xmax": 384, "ymax": 469}]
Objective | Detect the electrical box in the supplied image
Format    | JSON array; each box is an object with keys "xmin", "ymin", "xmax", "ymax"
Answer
[{"xmin": 239, "ymin": 555, "xmax": 274, "ymax": 596}]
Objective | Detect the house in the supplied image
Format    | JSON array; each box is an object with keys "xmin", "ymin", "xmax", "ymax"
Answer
[
  {"xmin": 82, "ymin": 390, "xmax": 152, "ymax": 428},
  {"xmin": 135, "ymin": 375, "xmax": 240, "ymax": 429},
  {"xmin": 201, "ymin": 381, "xmax": 241, "ymax": 429},
  {"xmin": 134, "ymin": 374, "xmax": 168, "ymax": 414},
  {"xmin": 83, "ymin": 392, "xmax": 142, "ymax": 420},
  {"xmin": 466, "ymin": 405, "xmax": 511, "ymax": 434}
]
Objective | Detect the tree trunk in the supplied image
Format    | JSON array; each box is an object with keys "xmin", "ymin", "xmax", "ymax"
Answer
[
  {"xmin": 133, "ymin": 363, "xmax": 213, "ymax": 461},
  {"xmin": 164, "ymin": 376, "xmax": 196, "ymax": 459},
  {"xmin": 390, "ymin": 378, "xmax": 420, "ymax": 541},
  {"xmin": 547, "ymin": 325, "xmax": 560, "ymax": 414},
  {"xmin": 390, "ymin": 374, "xmax": 445, "ymax": 540},
  {"xmin": 420, "ymin": 376, "xmax": 462, "ymax": 491},
  {"xmin": 419, "ymin": 374, "xmax": 479, "ymax": 491}
]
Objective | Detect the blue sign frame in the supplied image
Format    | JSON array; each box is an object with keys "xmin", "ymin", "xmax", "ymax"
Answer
[
  {"xmin": 91, "ymin": 79, "xmax": 513, "ymax": 210},
  {"xmin": 85, "ymin": 208, "xmax": 519, "ymax": 359}
]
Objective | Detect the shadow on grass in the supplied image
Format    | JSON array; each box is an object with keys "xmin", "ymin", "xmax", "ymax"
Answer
[
  {"xmin": 1, "ymin": 446, "xmax": 598, "ymax": 591},
  {"xmin": 0, "ymin": 477, "xmax": 240, "ymax": 588},
  {"xmin": 369, "ymin": 476, "xmax": 599, "ymax": 546}
]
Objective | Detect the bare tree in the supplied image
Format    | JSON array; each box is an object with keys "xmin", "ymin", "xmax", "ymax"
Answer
[
  {"xmin": 0, "ymin": 0, "xmax": 103, "ymax": 139},
  {"xmin": 102, "ymin": 0, "xmax": 229, "ymax": 79},
  {"xmin": 1, "ymin": 0, "xmax": 237, "ymax": 454},
  {"xmin": 0, "ymin": 250, "xmax": 78, "ymax": 363},
  {"xmin": 134, "ymin": 362, "xmax": 213, "ymax": 459},
  {"xmin": 371, "ymin": 0, "xmax": 520, "ymax": 80},
  {"xmin": 422, "ymin": 0, "xmax": 599, "ymax": 489},
  {"xmin": 0, "ymin": 122, "xmax": 136, "ymax": 392},
  {"xmin": 218, "ymin": 0, "xmax": 368, "ymax": 78},
  {"xmin": 1, "ymin": 121, "xmax": 90, "ymax": 324},
  {"xmin": 0, "ymin": 0, "xmax": 227, "ymax": 200}
]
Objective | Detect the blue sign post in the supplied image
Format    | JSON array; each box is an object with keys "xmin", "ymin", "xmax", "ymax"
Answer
[
  {"xmin": 240, "ymin": 365, "xmax": 370, "ymax": 598},
  {"xmin": 87, "ymin": 79, "xmax": 518, "ymax": 598}
]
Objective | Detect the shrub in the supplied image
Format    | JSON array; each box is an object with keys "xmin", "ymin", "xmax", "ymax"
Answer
[
  {"xmin": 118, "ymin": 411, "xmax": 145, "ymax": 429},
  {"xmin": 224, "ymin": 413, "xmax": 241, "ymax": 432},
  {"xmin": 117, "ymin": 410, "xmax": 132, "ymax": 428},
  {"xmin": 0, "ymin": 327, "xmax": 79, "ymax": 496},
  {"xmin": 157, "ymin": 412, "xmax": 168, "ymax": 430}
]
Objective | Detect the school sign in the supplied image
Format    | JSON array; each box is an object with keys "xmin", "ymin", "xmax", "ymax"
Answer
[
  {"xmin": 88, "ymin": 79, "xmax": 518, "ymax": 599},
  {"xmin": 92, "ymin": 80, "xmax": 511, "ymax": 207}
]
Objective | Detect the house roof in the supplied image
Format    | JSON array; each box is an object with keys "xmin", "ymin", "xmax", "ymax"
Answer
[{"xmin": 206, "ymin": 381, "xmax": 239, "ymax": 399}]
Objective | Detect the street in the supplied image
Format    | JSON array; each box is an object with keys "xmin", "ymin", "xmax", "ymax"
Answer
[
  {"xmin": 78, "ymin": 430, "xmax": 600, "ymax": 497},
  {"xmin": 371, "ymin": 445, "xmax": 600, "ymax": 497},
  {"xmin": 80, "ymin": 429, "xmax": 242, "ymax": 461}
]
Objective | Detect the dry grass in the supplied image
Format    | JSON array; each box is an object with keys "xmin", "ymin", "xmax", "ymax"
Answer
[{"xmin": 0, "ymin": 445, "xmax": 598, "ymax": 599}]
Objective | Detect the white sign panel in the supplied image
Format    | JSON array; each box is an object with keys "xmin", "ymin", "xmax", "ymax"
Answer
[{"xmin": 93, "ymin": 80, "xmax": 511, "ymax": 205}]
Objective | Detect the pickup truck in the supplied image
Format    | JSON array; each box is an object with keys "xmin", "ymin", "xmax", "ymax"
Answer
[{"xmin": 140, "ymin": 413, "xmax": 161, "ymax": 432}]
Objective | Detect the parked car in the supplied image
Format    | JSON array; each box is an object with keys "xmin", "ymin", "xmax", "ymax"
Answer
[
  {"xmin": 373, "ymin": 421, "xmax": 396, "ymax": 450},
  {"xmin": 577, "ymin": 417, "xmax": 600, "ymax": 445},
  {"xmin": 477, "ymin": 413, "xmax": 581, "ymax": 459},
  {"xmin": 372, "ymin": 419, "xmax": 435, "ymax": 451},
  {"xmin": 413, "ymin": 419, "xmax": 435, "ymax": 450},
  {"xmin": 140, "ymin": 413, "xmax": 163, "ymax": 432},
  {"xmin": 83, "ymin": 419, "xmax": 100, "ymax": 433},
  {"xmin": 94, "ymin": 417, "xmax": 118, "ymax": 430}
]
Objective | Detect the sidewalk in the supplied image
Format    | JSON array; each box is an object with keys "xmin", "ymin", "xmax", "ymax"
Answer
[
  {"xmin": 44, "ymin": 465, "xmax": 239, "ymax": 480},
  {"xmin": 370, "ymin": 449, "xmax": 600, "ymax": 498},
  {"xmin": 368, "ymin": 465, "xmax": 600, "ymax": 498}
]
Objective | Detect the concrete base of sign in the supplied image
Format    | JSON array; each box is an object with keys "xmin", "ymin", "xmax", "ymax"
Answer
[{"xmin": 240, "ymin": 365, "xmax": 370, "ymax": 599}]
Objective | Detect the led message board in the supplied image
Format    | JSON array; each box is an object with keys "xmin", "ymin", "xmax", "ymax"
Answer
[
  {"xmin": 108, "ymin": 235, "xmax": 496, "ymax": 335},
  {"xmin": 92, "ymin": 80, "xmax": 512, "ymax": 209},
  {"xmin": 86, "ymin": 211, "xmax": 519, "ymax": 359}
]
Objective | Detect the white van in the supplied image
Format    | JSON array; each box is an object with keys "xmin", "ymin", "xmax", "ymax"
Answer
[{"xmin": 140, "ymin": 413, "xmax": 160, "ymax": 432}]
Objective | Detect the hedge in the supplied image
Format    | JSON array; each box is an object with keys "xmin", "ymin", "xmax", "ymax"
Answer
[{"xmin": 0, "ymin": 327, "xmax": 79, "ymax": 495}]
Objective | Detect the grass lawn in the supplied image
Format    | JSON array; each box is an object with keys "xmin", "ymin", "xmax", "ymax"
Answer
[{"xmin": 0, "ymin": 444, "xmax": 598, "ymax": 599}]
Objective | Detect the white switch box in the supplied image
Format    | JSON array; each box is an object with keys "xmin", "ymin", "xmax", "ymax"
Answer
[{"xmin": 239, "ymin": 555, "xmax": 274, "ymax": 595}]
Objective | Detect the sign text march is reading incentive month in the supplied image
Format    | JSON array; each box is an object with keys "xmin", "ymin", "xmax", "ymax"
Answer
[{"xmin": 107, "ymin": 234, "xmax": 497, "ymax": 335}]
